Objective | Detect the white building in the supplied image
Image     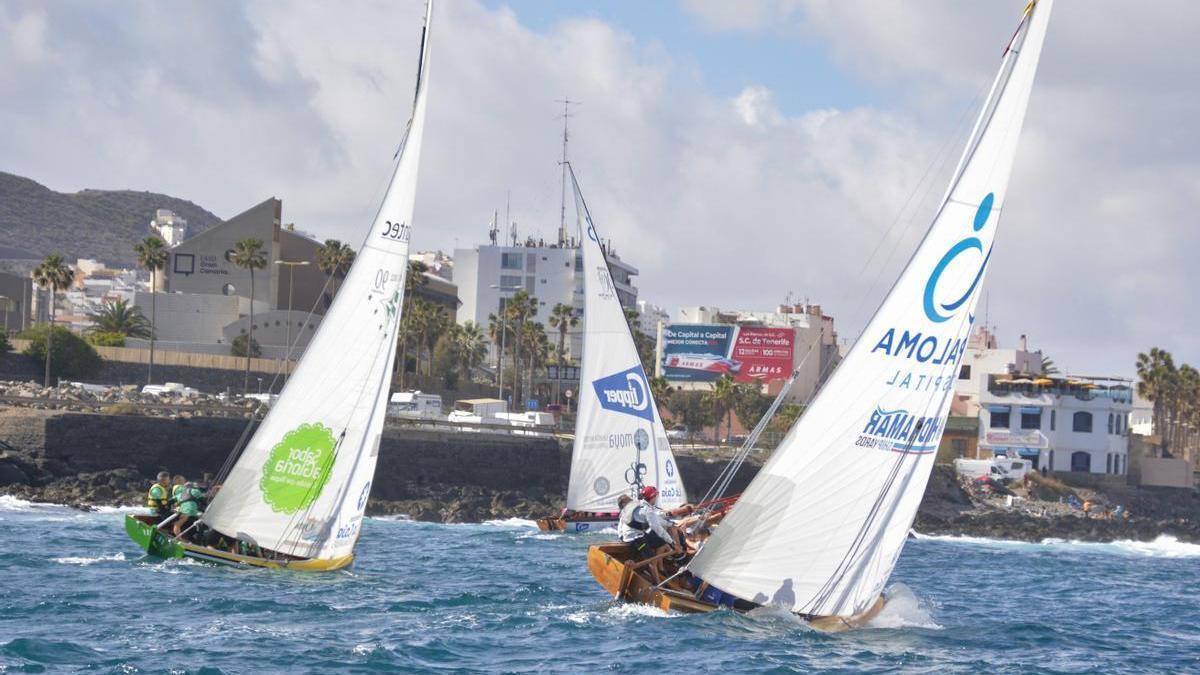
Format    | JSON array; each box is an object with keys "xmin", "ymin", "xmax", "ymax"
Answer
[
  {"xmin": 953, "ymin": 327, "xmax": 1132, "ymax": 475},
  {"xmin": 150, "ymin": 209, "xmax": 188, "ymax": 247},
  {"xmin": 454, "ymin": 241, "xmax": 639, "ymax": 360},
  {"xmin": 635, "ymin": 300, "xmax": 668, "ymax": 337}
]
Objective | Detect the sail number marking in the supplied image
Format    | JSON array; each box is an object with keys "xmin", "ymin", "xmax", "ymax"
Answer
[{"xmin": 380, "ymin": 220, "xmax": 411, "ymax": 242}]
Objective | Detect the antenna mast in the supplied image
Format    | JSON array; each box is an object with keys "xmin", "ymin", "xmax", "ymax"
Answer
[{"xmin": 556, "ymin": 98, "xmax": 578, "ymax": 247}]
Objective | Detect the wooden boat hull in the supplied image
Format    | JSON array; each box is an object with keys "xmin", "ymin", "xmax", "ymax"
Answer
[
  {"xmin": 536, "ymin": 515, "xmax": 617, "ymax": 533},
  {"xmin": 124, "ymin": 514, "xmax": 353, "ymax": 572},
  {"xmin": 587, "ymin": 543, "xmax": 887, "ymax": 632}
]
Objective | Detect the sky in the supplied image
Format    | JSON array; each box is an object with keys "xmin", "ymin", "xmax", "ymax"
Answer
[{"xmin": 1, "ymin": 0, "xmax": 1197, "ymax": 378}]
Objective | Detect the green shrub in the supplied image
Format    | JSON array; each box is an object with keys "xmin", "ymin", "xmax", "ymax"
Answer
[
  {"xmin": 19, "ymin": 324, "xmax": 103, "ymax": 380},
  {"xmin": 86, "ymin": 331, "xmax": 126, "ymax": 347},
  {"xmin": 0, "ymin": 330, "xmax": 10, "ymax": 354},
  {"xmin": 231, "ymin": 334, "xmax": 262, "ymax": 358}
]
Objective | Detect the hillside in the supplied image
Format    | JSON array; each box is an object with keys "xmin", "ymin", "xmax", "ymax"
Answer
[{"xmin": 0, "ymin": 171, "xmax": 221, "ymax": 267}]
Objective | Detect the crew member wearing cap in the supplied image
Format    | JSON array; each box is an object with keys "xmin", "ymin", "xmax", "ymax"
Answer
[{"xmin": 618, "ymin": 486, "xmax": 683, "ymax": 584}]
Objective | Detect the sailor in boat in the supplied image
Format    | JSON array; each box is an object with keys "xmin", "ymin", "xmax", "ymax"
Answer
[
  {"xmin": 169, "ymin": 474, "xmax": 186, "ymax": 512},
  {"xmin": 617, "ymin": 486, "xmax": 691, "ymax": 583},
  {"xmin": 171, "ymin": 482, "xmax": 207, "ymax": 539},
  {"xmin": 146, "ymin": 472, "xmax": 172, "ymax": 523}
]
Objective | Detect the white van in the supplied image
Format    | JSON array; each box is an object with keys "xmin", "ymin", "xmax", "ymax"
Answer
[
  {"xmin": 388, "ymin": 391, "xmax": 443, "ymax": 419},
  {"xmin": 447, "ymin": 398, "xmax": 508, "ymax": 425}
]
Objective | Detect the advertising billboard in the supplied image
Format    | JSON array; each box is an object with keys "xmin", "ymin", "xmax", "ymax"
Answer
[{"xmin": 661, "ymin": 324, "xmax": 794, "ymax": 384}]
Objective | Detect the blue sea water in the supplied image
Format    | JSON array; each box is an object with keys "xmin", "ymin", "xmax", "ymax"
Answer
[{"xmin": 1, "ymin": 496, "xmax": 1198, "ymax": 674}]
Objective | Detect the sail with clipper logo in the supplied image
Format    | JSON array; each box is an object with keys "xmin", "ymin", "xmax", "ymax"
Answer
[
  {"xmin": 588, "ymin": 0, "xmax": 1054, "ymax": 628},
  {"xmin": 123, "ymin": 0, "xmax": 437, "ymax": 570},
  {"xmin": 537, "ymin": 165, "xmax": 686, "ymax": 533}
]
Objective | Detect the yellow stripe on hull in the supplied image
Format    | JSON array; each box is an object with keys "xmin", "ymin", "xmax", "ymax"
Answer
[{"xmin": 177, "ymin": 541, "xmax": 354, "ymax": 571}]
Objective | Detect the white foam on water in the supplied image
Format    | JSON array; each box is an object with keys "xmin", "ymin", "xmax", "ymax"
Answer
[
  {"xmin": 0, "ymin": 495, "xmax": 39, "ymax": 511},
  {"xmin": 1041, "ymin": 535, "xmax": 1200, "ymax": 558},
  {"xmin": 914, "ymin": 530, "xmax": 1200, "ymax": 558},
  {"xmin": 517, "ymin": 531, "xmax": 562, "ymax": 541},
  {"xmin": 867, "ymin": 583, "xmax": 942, "ymax": 630},
  {"xmin": 92, "ymin": 504, "xmax": 141, "ymax": 514},
  {"xmin": 481, "ymin": 517, "xmax": 538, "ymax": 529},
  {"xmin": 52, "ymin": 552, "xmax": 127, "ymax": 566},
  {"xmin": 368, "ymin": 514, "xmax": 414, "ymax": 521},
  {"xmin": 564, "ymin": 602, "xmax": 676, "ymax": 625}
]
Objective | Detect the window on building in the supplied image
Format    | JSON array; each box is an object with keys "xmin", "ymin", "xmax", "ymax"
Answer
[
  {"xmin": 1070, "ymin": 451, "xmax": 1091, "ymax": 472},
  {"xmin": 1107, "ymin": 413, "xmax": 1114, "ymax": 435},
  {"xmin": 574, "ymin": 255, "xmax": 583, "ymax": 272},
  {"xmin": 990, "ymin": 409, "xmax": 1011, "ymax": 429},
  {"xmin": 499, "ymin": 275, "xmax": 521, "ymax": 290},
  {"xmin": 1020, "ymin": 410, "xmax": 1042, "ymax": 430},
  {"xmin": 1106, "ymin": 454, "xmax": 1113, "ymax": 474},
  {"xmin": 525, "ymin": 276, "xmax": 535, "ymax": 294},
  {"xmin": 1072, "ymin": 411, "xmax": 1093, "ymax": 433},
  {"xmin": 958, "ymin": 365, "xmax": 971, "ymax": 380},
  {"xmin": 526, "ymin": 253, "xmax": 537, "ymax": 273},
  {"xmin": 951, "ymin": 438, "xmax": 967, "ymax": 456},
  {"xmin": 501, "ymin": 253, "xmax": 523, "ymax": 270},
  {"xmin": 1050, "ymin": 409, "xmax": 1056, "ymax": 431}
]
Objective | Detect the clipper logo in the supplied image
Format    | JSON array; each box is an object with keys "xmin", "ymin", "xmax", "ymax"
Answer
[
  {"xmin": 592, "ymin": 366, "xmax": 655, "ymax": 422},
  {"xmin": 854, "ymin": 406, "xmax": 943, "ymax": 454},
  {"xmin": 923, "ymin": 193, "xmax": 995, "ymax": 323}
]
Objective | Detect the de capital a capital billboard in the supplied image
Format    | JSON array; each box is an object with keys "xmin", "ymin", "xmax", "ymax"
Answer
[{"xmin": 661, "ymin": 324, "xmax": 794, "ymax": 384}]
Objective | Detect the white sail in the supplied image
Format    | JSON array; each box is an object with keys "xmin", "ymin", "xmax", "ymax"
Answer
[
  {"xmin": 201, "ymin": 1, "xmax": 436, "ymax": 561},
  {"xmin": 565, "ymin": 166, "xmax": 686, "ymax": 512},
  {"xmin": 688, "ymin": 0, "xmax": 1053, "ymax": 616}
]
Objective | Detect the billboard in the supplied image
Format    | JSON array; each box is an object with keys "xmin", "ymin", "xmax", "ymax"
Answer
[{"xmin": 661, "ymin": 324, "xmax": 794, "ymax": 384}]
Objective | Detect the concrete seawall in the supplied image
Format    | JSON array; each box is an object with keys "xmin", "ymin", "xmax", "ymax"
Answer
[{"xmin": 0, "ymin": 410, "xmax": 759, "ymax": 520}]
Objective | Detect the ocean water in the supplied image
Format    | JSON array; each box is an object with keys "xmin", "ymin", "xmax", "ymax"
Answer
[{"xmin": 1, "ymin": 497, "xmax": 1198, "ymax": 674}]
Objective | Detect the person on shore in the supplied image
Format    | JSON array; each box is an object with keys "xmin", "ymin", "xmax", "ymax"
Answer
[{"xmin": 147, "ymin": 472, "xmax": 172, "ymax": 523}]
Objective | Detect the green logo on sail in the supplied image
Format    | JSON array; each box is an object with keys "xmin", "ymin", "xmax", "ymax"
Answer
[{"xmin": 260, "ymin": 423, "xmax": 337, "ymax": 514}]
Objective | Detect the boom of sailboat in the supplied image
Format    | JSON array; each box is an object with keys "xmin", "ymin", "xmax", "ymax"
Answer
[{"xmin": 119, "ymin": 0, "xmax": 1058, "ymax": 632}]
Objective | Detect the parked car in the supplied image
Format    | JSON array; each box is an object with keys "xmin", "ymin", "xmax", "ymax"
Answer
[
  {"xmin": 666, "ymin": 425, "xmax": 689, "ymax": 440},
  {"xmin": 142, "ymin": 382, "xmax": 200, "ymax": 397}
]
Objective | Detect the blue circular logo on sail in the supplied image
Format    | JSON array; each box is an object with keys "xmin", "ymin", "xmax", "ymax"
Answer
[{"xmin": 923, "ymin": 193, "xmax": 995, "ymax": 323}]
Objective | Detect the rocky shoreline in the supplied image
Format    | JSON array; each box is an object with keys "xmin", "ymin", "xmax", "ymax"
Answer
[{"xmin": 1, "ymin": 405, "xmax": 1196, "ymax": 544}]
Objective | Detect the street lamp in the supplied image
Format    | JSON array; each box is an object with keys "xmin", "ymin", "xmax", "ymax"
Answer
[
  {"xmin": 275, "ymin": 260, "xmax": 311, "ymax": 384},
  {"xmin": 490, "ymin": 283, "xmax": 521, "ymax": 405}
]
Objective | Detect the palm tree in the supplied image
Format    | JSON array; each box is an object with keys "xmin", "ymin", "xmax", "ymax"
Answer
[
  {"xmin": 704, "ymin": 374, "xmax": 738, "ymax": 444},
  {"xmin": 230, "ymin": 238, "xmax": 267, "ymax": 393},
  {"xmin": 1137, "ymin": 347, "xmax": 1175, "ymax": 451},
  {"xmin": 650, "ymin": 375, "xmax": 673, "ymax": 419},
  {"xmin": 396, "ymin": 260, "xmax": 429, "ymax": 388},
  {"xmin": 522, "ymin": 321, "xmax": 550, "ymax": 403},
  {"xmin": 1040, "ymin": 355, "xmax": 1059, "ymax": 375},
  {"xmin": 454, "ymin": 321, "xmax": 488, "ymax": 384},
  {"xmin": 32, "ymin": 255, "xmax": 75, "ymax": 387},
  {"xmin": 504, "ymin": 290, "xmax": 537, "ymax": 405},
  {"xmin": 87, "ymin": 299, "xmax": 152, "ymax": 338},
  {"xmin": 316, "ymin": 239, "xmax": 356, "ymax": 300},
  {"xmin": 547, "ymin": 302, "xmax": 578, "ymax": 404},
  {"xmin": 134, "ymin": 236, "xmax": 168, "ymax": 383},
  {"xmin": 421, "ymin": 303, "xmax": 451, "ymax": 379}
]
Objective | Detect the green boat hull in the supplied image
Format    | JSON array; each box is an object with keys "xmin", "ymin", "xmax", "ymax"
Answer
[{"xmin": 124, "ymin": 514, "xmax": 184, "ymax": 559}]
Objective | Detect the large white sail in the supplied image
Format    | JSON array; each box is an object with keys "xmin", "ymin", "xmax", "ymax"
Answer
[
  {"xmin": 689, "ymin": 1, "xmax": 1052, "ymax": 616},
  {"xmin": 201, "ymin": 1, "xmax": 436, "ymax": 561},
  {"xmin": 565, "ymin": 166, "xmax": 686, "ymax": 512}
]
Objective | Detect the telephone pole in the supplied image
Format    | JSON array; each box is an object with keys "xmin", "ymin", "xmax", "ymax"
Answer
[{"xmin": 556, "ymin": 98, "xmax": 578, "ymax": 247}]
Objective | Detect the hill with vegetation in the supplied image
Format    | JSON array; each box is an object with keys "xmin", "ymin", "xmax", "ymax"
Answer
[{"xmin": 0, "ymin": 171, "xmax": 220, "ymax": 267}]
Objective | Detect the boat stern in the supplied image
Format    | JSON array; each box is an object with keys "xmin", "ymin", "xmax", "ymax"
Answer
[
  {"xmin": 123, "ymin": 514, "xmax": 183, "ymax": 559},
  {"xmin": 536, "ymin": 517, "xmax": 565, "ymax": 532}
]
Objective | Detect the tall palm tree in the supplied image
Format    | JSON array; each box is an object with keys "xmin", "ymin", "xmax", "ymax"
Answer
[
  {"xmin": 1039, "ymin": 355, "xmax": 1059, "ymax": 375},
  {"xmin": 134, "ymin": 236, "xmax": 168, "ymax": 383},
  {"xmin": 454, "ymin": 321, "xmax": 488, "ymax": 384},
  {"xmin": 32, "ymin": 255, "xmax": 74, "ymax": 387},
  {"xmin": 547, "ymin": 302, "xmax": 578, "ymax": 404},
  {"xmin": 421, "ymin": 303, "xmax": 451, "ymax": 379},
  {"xmin": 231, "ymin": 238, "xmax": 268, "ymax": 393},
  {"xmin": 316, "ymin": 239, "xmax": 356, "ymax": 300},
  {"xmin": 396, "ymin": 260, "xmax": 429, "ymax": 388},
  {"xmin": 87, "ymin": 299, "xmax": 152, "ymax": 338},
  {"xmin": 522, "ymin": 320, "xmax": 550, "ymax": 403},
  {"xmin": 704, "ymin": 374, "xmax": 738, "ymax": 444},
  {"xmin": 504, "ymin": 290, "xmax": 537, "ymax": 405},
  {"xmin": 650, "ymin": 376, "xmax": 673, "ymax": 419},
  {"xmin": 1136, "ymin": 347, "xmax": 1175, "ymax": 451}
]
